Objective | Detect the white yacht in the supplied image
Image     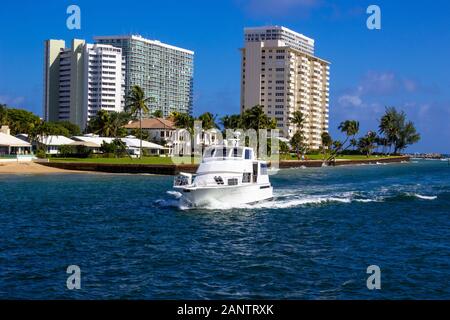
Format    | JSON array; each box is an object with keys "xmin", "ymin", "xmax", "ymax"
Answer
[{"xmin": 173, "ymin": 144, "xmax": 273, "ymax": 207}]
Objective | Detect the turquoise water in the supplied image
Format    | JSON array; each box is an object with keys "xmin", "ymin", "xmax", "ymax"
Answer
[{"xmin": 0, "ymin": 159, "xmax": 449, "ymax": 299}]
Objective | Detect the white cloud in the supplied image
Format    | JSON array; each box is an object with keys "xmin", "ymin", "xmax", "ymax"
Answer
[
  {"xmin": 0, "ymin": 95, "xmax": 26, "ymax": 107},
  {"xmin": 337, "ymin": 71, "xmax": 431, "ymax": 109},
  {"xmin": 338, "ymin": 94, "xmax": 362, "ymax": 107},
  {"xmin": 236, "ymin": 0, "xmax": 322, "ymax": 17}
]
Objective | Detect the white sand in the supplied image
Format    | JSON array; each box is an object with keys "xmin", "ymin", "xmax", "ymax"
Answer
[{"xmin": 0, "ymin": 162, "xmax": 81, "ymax": 174}]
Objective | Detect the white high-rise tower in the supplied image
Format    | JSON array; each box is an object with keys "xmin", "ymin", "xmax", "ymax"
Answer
[{"xmin": 240, "ymin": 26, "xmax": 330, "ymax": 149}]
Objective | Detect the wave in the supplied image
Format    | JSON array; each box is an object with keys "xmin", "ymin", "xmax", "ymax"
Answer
[
  {"xmin": 252, "ymin": 196, "xmax": 352, "ymax": 209},
  {"xmin": 166, "ymin": 190, "xmax": 182, "ymax": 199},
  {"xmin": 411, "ymin": 193, "xmax": 437, "ymax": 200}
]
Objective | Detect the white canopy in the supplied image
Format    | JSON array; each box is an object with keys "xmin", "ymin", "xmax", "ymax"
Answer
[
  {"xmin": 121, "ymin": 137, "xmax": 165, "ymax": 150},
  {"xmin": 71, "ymin": 135, "xmax": 165, "ymax": 150},
  {"xmin": 0, "ymin": 132, "xmax": 32, "ymax": 147},
  {"xmin": 38, "ymin": 135, "xmax": 75, "ymax": 146}
]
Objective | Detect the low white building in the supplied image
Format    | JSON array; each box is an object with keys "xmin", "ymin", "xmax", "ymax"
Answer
[
  {"xmin": 71, "ymin": 134, "xmax": 167, "ymax": 156},
  {"xmin": 0, "ymin": 126, "xmax": 33, "ymax": 162},
  {"xmin": 16, "ymin": 134, "xmax": 75, "ymax": 155}
]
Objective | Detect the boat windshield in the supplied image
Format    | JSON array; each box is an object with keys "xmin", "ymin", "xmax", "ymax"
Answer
[{"xmin": 203, "ymin": 147, "xmax": 244, "ymax": 159}]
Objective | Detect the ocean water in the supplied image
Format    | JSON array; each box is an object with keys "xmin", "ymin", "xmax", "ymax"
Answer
[{"xmin": 0, "ymin": 159, "xmax": 449, "ymax": 299}]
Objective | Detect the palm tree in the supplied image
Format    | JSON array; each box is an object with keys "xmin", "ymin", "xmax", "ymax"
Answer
[
  {"xmin": 28, "ymin": 119, "xmax": 46, "ymax": 154},
  {"xmin": 290, "ymin": 110, "xmax": 305, "ymax": 131},
  {"xmin": 288, "ymin": 110, "xmax": 307, "ymax": 160},
  {"xmin": 171, "ymin": 112, "xmax": 194, "ymax": 132},
  {"xmin": 350, "ymin": 138, "xmax": 358, "ymax": 151},
  {"xmin": 279, "ymin": 140, "xmax": 290, "ymax": 157},
  {"xmin": 220, "ymin": 114, "xmax": 241, "ymax": 129},
  {"xmin": 377, "ymin": 136, "xmax": 389, "ymax": 155},
  {"xmin": 241, "ymin": 105, "xmax": 276, "ymax": 130},
  {"xmin": 290, "ymin": 131, "xmax": 307, "ymax": 160},
  {"xmin": 396, "ymin": 121, "xmax": 420, "ymax": 153},
  {"xmin": 379, "ymin": 107, "xmax": 420, "ymax": 154},
  {"xmin": 152, "ymin": 110, "xmax": 163, "ymax": 118},
  {"xmin": 338, "ymin": 120, "xmax": 360, "ymax": 147},
  {"xmin": 95, "ymin": 110, "xmax": 115, "ymax": 137},
  {"xmin": 0, "ymin": 104, "xmax": 8, "ymax": 125},
  {"xmin": 379, "ymin": 107, "xmax": 403, "ymax": 154},
  {"xmin": 358, "ymin": 131, "xmax": 377, "ymax": 157},
  {"xmin": 324, "ymin": 120, "xmax": 359, "ymax": 163},
  {"xmin": 125, "ymin": 85, "xmax": 154, "ymax": 158},
  {"xmin": 332, "ymin": 140, "xmax": 343, "ymax": 151},
  {"xmin": 109, "ymin": 112, "xmax": 130, "ymax": 138},
  {"xmin": 321, "ymin": 132, "xmax": 333, "ymax": 160},
  {"xmin": 197, "ymin": 112, "xmax": 218, "ymax": 130}
]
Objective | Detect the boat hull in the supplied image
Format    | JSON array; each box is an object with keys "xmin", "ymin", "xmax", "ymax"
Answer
[{"xmin": 178, "ymin": 184, "xmax": 273, "ymax": 207}]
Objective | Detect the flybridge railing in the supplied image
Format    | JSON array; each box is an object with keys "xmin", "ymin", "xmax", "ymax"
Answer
[{"xmin": 202, "ymin": 156, "xmax": 246, "ymax": 162}]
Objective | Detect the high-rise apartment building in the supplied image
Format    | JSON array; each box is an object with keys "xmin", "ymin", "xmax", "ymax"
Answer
[
  {"xmin": 240, "ymin": 26, "xmax": 330, "ymax": 149},
  {"xmin": 43, "ymin": 39, "xmax": 125, "ymax": 129},
  {"xmin": 43, "ymin": 39, "xmax": 67, "ymax": 123},
  {"xmin": 94, "ymin": 35, "xmax": 194, "ymax": 117},
  {"xmin": 83, "ymin": 44, "xmax": 125, "ymax": 126}
]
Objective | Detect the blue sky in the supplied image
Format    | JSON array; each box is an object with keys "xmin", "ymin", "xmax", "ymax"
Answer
[{"xmin": 0, "ymin": 0, "xmax": 449, "ymax": 153}]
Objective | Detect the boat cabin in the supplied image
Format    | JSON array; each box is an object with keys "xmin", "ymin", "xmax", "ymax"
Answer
[
  {"xmin": 177, "ymin": 145, "xmax": 270, "ymax": 188},
  {"xmin": 202, "ymin": 146, "xmax": 255, "ymax": 162}
]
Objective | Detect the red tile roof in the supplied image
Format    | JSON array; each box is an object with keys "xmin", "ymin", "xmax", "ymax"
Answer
[{"xmin": 123, "ymin": 118, "xmax": 175, "ymax": 130}]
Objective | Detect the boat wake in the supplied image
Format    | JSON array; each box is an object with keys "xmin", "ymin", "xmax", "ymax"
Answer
[
  {"xmin": 157, "ymin": 188, "xmax": 438, "ymax": 211},
  {"xmin": 157, "ymin": 190, "xmax": 379, "ymax": 210}
]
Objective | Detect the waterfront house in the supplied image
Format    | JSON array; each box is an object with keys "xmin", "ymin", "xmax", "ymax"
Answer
[
  {"xmin": 16, "ymin": 134, "xmax": 75, "ymax": 155},
  {"xmin": 0, "ymin": 126, "xmax": 33, "ymax": 162},
  {"xmin": 123, "ymin": 118, "xmax": 176, "ymax": 144},
  {"xmin": 71, "ymin": 134, "xmax": 167, "ymax": 156}
]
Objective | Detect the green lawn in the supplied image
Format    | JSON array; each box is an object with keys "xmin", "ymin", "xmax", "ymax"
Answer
[
  {"xmin": 50, "ymin": 156, "xmax": 197, "ymax": 165},
  {"xmin": 280, "ymin": 154, "xmax": 400, "ymax": 161},
  {"xmin": 50, "ymin": 154, "xmax": 401, "ymax": 165}
]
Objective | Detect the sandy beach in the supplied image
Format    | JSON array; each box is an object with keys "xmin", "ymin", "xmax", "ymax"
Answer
[{"xmin": 0, "ymin": 162, "xmax": 81, "ymax": 174}]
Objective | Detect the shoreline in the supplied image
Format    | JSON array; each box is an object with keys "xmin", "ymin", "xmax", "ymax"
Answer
[
  {"xmin": 0, "ymin": 162, "xmax": 96, "ymax": 175},
  {"xmin": 278, "ymin": 156, "xmax": 411, "ymax": 169},
  {"xmin": 30, "ymin": 156, "xmax": 411, "ymax": 176}
]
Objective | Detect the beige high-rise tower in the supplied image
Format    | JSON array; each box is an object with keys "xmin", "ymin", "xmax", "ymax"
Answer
[
  {"xmin": 43, "ymin": 39, "xmax": 125, "ymax": 129},
  {"xmin": 240, "ymin": 26, "xmax": 330, "ymax": 149}
]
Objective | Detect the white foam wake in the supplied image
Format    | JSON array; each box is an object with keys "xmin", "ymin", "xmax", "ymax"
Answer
[
  {"xmin": 163, "ymin": 191, "xmax": 379, "ymax": 211},
  {"xmin": 166, "ymin": 190, "xmax": 182, "ymax": 199},
  {"xmin": 412, "ymin": 194, "xmax": 437, "ymax": 200},
  {"xmin": 160, "ymin": 187, "xmax": 437, "ymax": 211}
]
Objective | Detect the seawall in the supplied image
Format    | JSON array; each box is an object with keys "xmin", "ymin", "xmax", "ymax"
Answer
[
  {"xmin": 40, "ymin": 156, "xmax": 410, "ymax": 175},
  {"xmin": 278, "ymin": 156, "xmax": 410, "ymax": 169}
]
